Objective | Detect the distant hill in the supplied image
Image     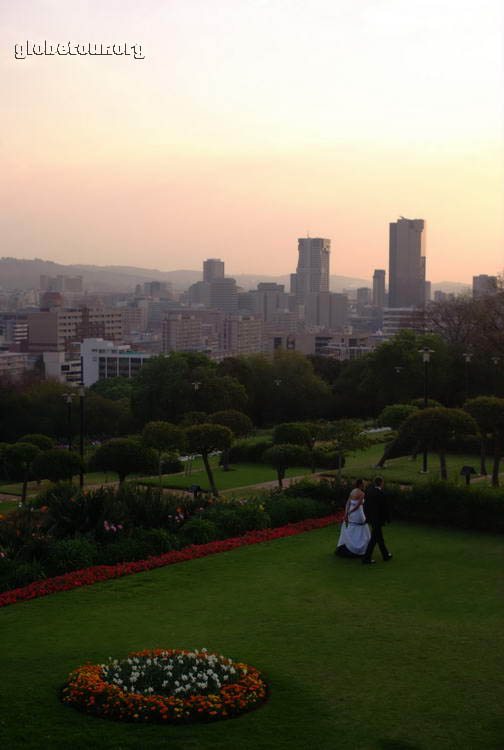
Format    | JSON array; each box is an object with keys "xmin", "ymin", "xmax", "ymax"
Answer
[{"xmin": 0, "ymin": 257, "xmax": 470, "ymax": 295}]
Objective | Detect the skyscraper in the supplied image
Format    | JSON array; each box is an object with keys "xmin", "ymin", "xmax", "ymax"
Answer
[
  {"xmin": 292, "ymin": 237, "xmax": 330, "ymax": 303},
  {"xmin": 203, "ymin": 258, "xmax": 225, "ymax": 283},
  {"xmin": 388, "ymin": 218, "xmax": 426, "ymax": 308},
  {"xmin": 372, "ymin": 269, "xmax": 386, "ymax": 307},
  {"xmin": 472, "ymin": 274, "xmax": 497, "ymax": 298}
]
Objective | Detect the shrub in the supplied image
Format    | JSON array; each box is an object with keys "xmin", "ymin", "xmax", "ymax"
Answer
[
  {"xmin": 179, "ymin": 518, "xmax": 219, "ymax": 546},
  {"xmin": 312, "ymin": 446, "xmax": 346, "ymax": 470},
  {"xmin": 161, "ymin": 453, "xmax": 184, "ymax": 474},
  {"xmin": 96, "ymin": 538, "xmax": 152, "ymax": 565},
  {"xmin": 264, "ymin": 495, "xmax": 332, "ymax": 527},
  {"xmin": 283, "ymin": 478, "xmax": 349, "ymax": 506},
  {"xmin": 228, "ymin": 438, "xmax": 273, "ymax": 463},
  {"xmin": 45, "ymin": 537, "xmax": 98, "ymax": 576},
  {"xmin": 390, "ymin": 481, "xmax": 504, "ymax": 533},
  {"xmin": 0, "ymin": 559, "xmax": 46, "ymax": 593},
  {"xmin": 129, "ymin": 528, "xmax": 180, "ymax": 555}
]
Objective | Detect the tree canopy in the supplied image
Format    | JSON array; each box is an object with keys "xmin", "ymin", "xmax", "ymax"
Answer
[{"xmin": 131, "ymin": 353, "xmax": 247, "ymax": 425}]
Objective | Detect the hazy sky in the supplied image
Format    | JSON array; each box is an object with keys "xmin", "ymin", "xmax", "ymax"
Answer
[{"xmin": 1, "ymin": 0, "xmax": 503, "ymax": 282}]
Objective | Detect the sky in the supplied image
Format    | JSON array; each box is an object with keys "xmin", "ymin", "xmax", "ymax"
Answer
[{"xmin": 1, "ymin": 0, "xmax": 503, "ymax": 282}]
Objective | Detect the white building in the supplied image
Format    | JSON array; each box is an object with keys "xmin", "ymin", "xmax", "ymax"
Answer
[{"xmin": 80, "ymin": 338, "xmax": 153, "ymax": 386}]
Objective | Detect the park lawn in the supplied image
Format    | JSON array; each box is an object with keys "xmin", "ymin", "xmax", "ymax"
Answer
[
  {"xmin": 0, "ymin": 499, "xmax": 18, "ymax": 515},
  {"xmin": 0, "ymin": 471, "xmax": 141, "ymax": 498},
  {"xmin": 0, "ymin": 523, "xmax": 502, "ymax": 750},
  {"xmin": 342, "ymin": 443, "xmax": 483, "ymax": 485},
  {"xmin": 139, "ymin": 462, "xmax": 312, "ymax": 492}
]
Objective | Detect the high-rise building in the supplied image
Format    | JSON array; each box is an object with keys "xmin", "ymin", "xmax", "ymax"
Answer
[
  {"xmin": 203, "ymin": 258, "xmax": 225, "ymax": 283},
  {"xmin": 305, "ymin": 292, "xmax": 348, "ymax": 329},
  {"xmin": 388, "ymin": 218, "xmax": 426, "ymax": 308},
  {"xmin": 209, "ymin": 278, "xmax": 238, "ymax": 314},
  {"xmin": 292, "ymin": 237, "xmax": 330, "ymax": 303},
  {"xmin": 372, "ymin": 269, "xmax": 386, "ymax": 307},
  {"xmin": 472, "ymin": 274, "xmax": 497, "ymax": 298},
  {"xmin": 162, "ymin": 314, "xmax": 203, "ymax": 352},
  {"xmin": 248, "ymin": 283, "xmax": 289, "ymax": 321},
  {"xmin": 424, "ymin": 281, "xmax": 431, "ymax": 303},
  {"xmin": 356, "ymin": 287, "xmax": 372, "ymax": 305}
]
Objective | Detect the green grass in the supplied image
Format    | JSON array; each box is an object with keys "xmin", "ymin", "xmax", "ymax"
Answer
[
  {"xmin": 0, "ymin": 499, "xmax": 18, "ymax": 515},
  {"xmin": 139, "ymin": 461, "xmax": 311, "ymax": 492},
  {"xmin": 0, "ymin": 523, "xmax": 502, "ymax": 749},
  {"xmin": 342, "ymin": 443, "xmax": 484, "ymax": 485}
]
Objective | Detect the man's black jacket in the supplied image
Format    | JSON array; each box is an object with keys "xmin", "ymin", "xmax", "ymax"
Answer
[{"xmin": 363, "ymin": 486, "xmax": 390, "ymax": 526}]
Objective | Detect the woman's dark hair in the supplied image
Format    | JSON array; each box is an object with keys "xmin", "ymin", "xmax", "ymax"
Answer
[{"xmin": 355, "ymin": 478, "xmax": 364, "ymax": 488}]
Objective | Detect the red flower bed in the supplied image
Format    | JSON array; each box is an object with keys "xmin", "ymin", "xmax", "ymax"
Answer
[{"xmin": 0, "ymin": 513, "xmax": 343, "ymax": 608}]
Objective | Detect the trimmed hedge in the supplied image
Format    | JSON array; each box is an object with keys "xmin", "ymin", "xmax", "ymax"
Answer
[
  {"xmin": 228, "ymin": 438, "xmax": 274, "ymax": 463},
  {"xmin": 390, "ymin": 481, "xmax": 504, "ymax": 533}
]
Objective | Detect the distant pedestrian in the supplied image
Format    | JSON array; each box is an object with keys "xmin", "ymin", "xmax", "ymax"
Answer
[{"xmin": 362, "ymin": 476, "xmax": 392, "ymax": 565}]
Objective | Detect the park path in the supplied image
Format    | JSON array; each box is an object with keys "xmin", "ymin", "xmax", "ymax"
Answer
[{"xmin": 226, "ymin": 471, "xmax": 330, "ymax": 492}]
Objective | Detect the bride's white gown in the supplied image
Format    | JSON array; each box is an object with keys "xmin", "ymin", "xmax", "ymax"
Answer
[{"xmin": 337, "ymin": 496, "xmax": 371, "ymax": 556}]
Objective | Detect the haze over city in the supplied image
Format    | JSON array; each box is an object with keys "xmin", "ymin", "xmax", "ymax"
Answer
[{"xmin": 2, "ymin": 0, "xmax": 503, "ymax": 282}]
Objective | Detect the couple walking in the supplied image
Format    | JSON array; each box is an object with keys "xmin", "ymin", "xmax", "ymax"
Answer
[{"xmin": 337, "ymin": 477, "xmax": 392, "ymax": 565}]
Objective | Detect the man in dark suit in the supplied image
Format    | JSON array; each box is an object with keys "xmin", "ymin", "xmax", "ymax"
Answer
[{"xmin": 362, "ymin": 476, "xmax": 392, "ymax": 564}]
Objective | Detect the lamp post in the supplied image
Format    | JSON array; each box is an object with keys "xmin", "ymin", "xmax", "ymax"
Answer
[
  {"xmin": 62, "ymin": 393, "xmax": 75, "ymax": 451},
  {"xmin": 492, "ymin": 357, "xmax": 500, "ymax": 395},
  {"xmin": 78, "ymin": 384, "xmax": 85, "ymax": 488},
  {"xmin": 462, "ymin": 352, "xmax": 472, "ymax": 402},
  {"xmin": 418, "ymin": 348, "xmax": 434, "ymax": 474}
]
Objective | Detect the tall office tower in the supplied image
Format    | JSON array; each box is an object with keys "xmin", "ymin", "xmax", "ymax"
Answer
[
  {"xmin": 372, "ymin": 269, "xmax": 386, "ymax": 307},
  {"xmin": 209, "ymin": 277, "xmax": 238, "ymax": 314},
  {"xmin": 424, "ymin": 281, "xmax": 431, "ymax": 303},
  {"xmin": 388, "ymin": 218, "xmax": 426, "ymax": 308},
  {"xmin": 472, "ymin": 274, "xmax": 497, "ymax": 298},
  {"xmin": 357, "ymin": 287, "xmax": 372, "ymax": 305},
  {"xmin": 203, "ymin": 258, "xmax": 225, "ymax": 283},
  {"xmin": 295, "ymin": 237, "xmax": 331, "ymax": 303}
]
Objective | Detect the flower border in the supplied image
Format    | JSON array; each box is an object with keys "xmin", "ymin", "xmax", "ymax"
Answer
[
  {"xmin": 61, "ymin": 648, "xmax": 268, "ymax": 723},
  {"xmin": 0, "ymin": 513, "xmax": 343, "ymax": 608}
]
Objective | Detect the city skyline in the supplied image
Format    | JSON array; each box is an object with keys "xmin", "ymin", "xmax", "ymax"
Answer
[{"xmin": 2, "ymin": 1, "xmax": 503, "ymax": 283}]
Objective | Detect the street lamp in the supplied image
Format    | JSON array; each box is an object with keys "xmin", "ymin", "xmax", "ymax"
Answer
[
  {"xmin": 78, "ymin": 385, "xmax": 85, "ymax": 488},
  {"xmin": 418, "ymin": 348, "xmax": 434, "ymax": 474},
  {"xmin": 62, "ymin": 392, "xmax": 75, "ymax": 451},
  {"xmin": 462, "ymin": 352, "xmax": 472, "ymax": 401},
  {"xmin": 492, "ymin": 357, "xmax": 500, "ymax": 395}
]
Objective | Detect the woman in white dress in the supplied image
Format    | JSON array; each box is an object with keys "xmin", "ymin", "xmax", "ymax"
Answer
[{"xmin": 336, "ymin": 479, "xmax": 371, "ymax": 558}]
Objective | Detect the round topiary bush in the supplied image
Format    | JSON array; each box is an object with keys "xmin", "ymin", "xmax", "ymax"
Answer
[{"xmin": 61, "ymin": 648, "xmax": 268, "ymax": 723}]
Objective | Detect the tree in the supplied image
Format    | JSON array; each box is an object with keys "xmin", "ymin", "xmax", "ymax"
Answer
[
  {"xmin": 142, "ymin": 421, "xmax": 184, "ymax": 484},
  {"xmin": 6, "ymin": 442, "xmax": 40, "ymax": 503},
  {"xmin": 93, "ymin": 438, "xmax": 157, "ymax": 484},
  {"xmin": 131, "ymin": 353, "xmax": 247, "ymax": 425},
  {"xmin": 374, "ymin": 405, "xmax": 419, "ymax": 468},
  {"xmin": 210, "ymin": 410, "xmax": 253, "ymax": 470},
  {"xmin": 184, "ymin": 424, "xmax": 233, "ymax": 497},
  {"xmin": 18, "ymin": 434, "xmax": 54, "ymax": 451},
  {"xmin": 217, "ymin": 351, "xmax": 331, "ymax": 425},
  {"xmin": 262, "ymin": 444, "xmax": 310, "ymax": 488},
  {"xmin": 464, "ymin": 397, "xmax": 504, "ymax": 486},
  {"xmin": 179, "ymin": 411, "xmax": 208, "ymax": 427},
  {"xmin": 89, "ymin": 376, "xmax": 133, "ymax": 401},
  {"xmin": 399, "ymin": 407, "xmax": 478, "ymax": 480},
  {"xmin": 325, "ymin": 420, "xmax": 370, "ymax": 480},
  {"xmin": 273, "ymin": 422, "xmax": 323, "ymax": 473},
  {"xmin": 32, "ymin": 449, "xmax": 82, "ymax": 484}
]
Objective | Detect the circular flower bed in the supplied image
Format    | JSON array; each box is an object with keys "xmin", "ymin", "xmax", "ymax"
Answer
[{"xmin": 61, "ymin": 648, "xmax": 268, "ymax": 723}]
